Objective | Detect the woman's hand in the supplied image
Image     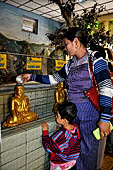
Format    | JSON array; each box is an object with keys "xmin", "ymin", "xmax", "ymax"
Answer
[
  {"xmin": 42, "ymin": 121, "xmax": 49, "ymax": 131},
  {"xmin": 21, "ymin": 74, "xmax": 31, "ymax": 82},
  {"xmin": 98, "ymin": 121, "xmax": 111, "ymax": 139}
]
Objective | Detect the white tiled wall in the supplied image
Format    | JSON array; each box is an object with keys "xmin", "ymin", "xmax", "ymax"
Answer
[{"xmin": 0, "ymin": 116, "xmax": 56, "ymax": 170}]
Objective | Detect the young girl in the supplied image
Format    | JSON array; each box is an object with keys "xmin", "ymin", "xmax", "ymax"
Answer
[{"xmin": 42, "ymin": 101, "xmax": 81, "ymax": 170}]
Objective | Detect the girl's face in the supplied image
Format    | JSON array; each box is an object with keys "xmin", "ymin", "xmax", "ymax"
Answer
[
  {"xmin": 56, "ymin": 112, "xmax": 63, "ymax": 125},
  {"xmin": 64, "ymin": 38, "xmax": 77, "ymax": 56}
]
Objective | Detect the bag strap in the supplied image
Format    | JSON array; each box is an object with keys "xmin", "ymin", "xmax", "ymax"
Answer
[{"xmin": 89, "ymin": 53, "xmax": 97, "ymax": 86}]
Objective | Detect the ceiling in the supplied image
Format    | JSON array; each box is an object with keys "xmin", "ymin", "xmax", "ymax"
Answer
[{"xmin": 1, "ymin": 0, "xmax": 113, "ymax": 23}]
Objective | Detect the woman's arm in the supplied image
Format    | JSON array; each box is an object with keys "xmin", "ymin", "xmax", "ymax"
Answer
[
  {"xmin": 93, "ymin": 52, "xmax": 113, "ymax": 138},
  {"xmin": 21, "ymin": 63, "xmax": 68, "ymax": 84}
]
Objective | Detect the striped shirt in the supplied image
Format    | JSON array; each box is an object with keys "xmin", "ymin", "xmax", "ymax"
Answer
[{"xmin": 42, "ymin": 124, "xmax": 81, "ymax": 163}]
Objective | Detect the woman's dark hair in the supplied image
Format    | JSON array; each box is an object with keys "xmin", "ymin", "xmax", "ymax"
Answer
[
  {"xmin": 63, "ymin": 27, "xmax": 87, "ymax": 47},
  {"xmin": 57, "ymin": 101, "xmax": 77, "ymax": 124}
]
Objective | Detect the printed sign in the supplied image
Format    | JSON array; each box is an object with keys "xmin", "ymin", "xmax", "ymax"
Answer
[
  {"xmin": 26, "ymin": 57, "xmax": 42, "ymax": 70},
  {"xmin": 55, "ymin": 60, "xmax": 66, "ymax": 71},
  {"xmin": 0, "ymin": 54, "xmax": 7, "ymax": 69}
]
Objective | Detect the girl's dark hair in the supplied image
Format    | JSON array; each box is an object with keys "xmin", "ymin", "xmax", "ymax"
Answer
[
  {"xmin": 63, "ymin": 27, "xmax": 87, "ymax": 47},
  {"xmin": 57, "ymin": 101, "xmax": 77, "ymax": 124}
]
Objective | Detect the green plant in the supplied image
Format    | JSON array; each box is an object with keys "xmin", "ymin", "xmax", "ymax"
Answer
[{"xmin": 47, "ymin": 0, "xmax": 113, "ymax": 49}]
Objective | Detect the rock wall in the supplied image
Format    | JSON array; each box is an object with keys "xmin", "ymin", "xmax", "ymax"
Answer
[{"xmin": 0, "ymin": 33, "xmax": 64, "ymax": 84}]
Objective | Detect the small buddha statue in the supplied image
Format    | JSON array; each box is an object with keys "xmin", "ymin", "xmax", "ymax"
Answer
[
  {"xmin": 54, "ymin": 82, "xmax": 67, "ymax": 113},
  {"xmin": 3, "ymin": 84, "xmax": 38, "ymax": 127}
]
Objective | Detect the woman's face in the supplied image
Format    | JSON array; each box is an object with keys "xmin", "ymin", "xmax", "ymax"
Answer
[{"xmin": 64, "ymin": 38, "xmax": 77, "ymax": 56}]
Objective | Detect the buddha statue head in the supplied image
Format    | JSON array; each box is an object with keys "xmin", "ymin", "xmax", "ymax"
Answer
[{"xmin": 14, "ymin": 84, "xmax": 24, "ymax": 97}]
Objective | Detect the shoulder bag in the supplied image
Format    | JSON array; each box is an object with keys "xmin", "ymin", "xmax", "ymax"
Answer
[{"xmin": 84, "ymin": 54, "xmax": 113, "ymax": 115}]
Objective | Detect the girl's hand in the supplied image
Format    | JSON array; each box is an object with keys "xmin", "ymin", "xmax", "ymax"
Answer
[{"xmin": 42, "ymin": 121, "xmax": 49, "ymax": 131}]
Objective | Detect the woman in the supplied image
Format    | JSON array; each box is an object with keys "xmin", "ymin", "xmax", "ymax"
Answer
[{"xmin": 21, "ymin": 27, "xmax": 113, "ymax": 170}]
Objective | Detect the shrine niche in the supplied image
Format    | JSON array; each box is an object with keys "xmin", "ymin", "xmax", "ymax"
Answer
[{"xmin": 3, "ymin": 84, "xmax": 38, "ymax": 127}]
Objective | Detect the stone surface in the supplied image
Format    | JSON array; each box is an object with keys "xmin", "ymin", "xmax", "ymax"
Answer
[
  {"xmin": 101, "ymin": 154, "xmax": 113, "ymax": 170},
  {"xmin": 0, "ymin": 115, "xmax": 56, "ymax": 170}
]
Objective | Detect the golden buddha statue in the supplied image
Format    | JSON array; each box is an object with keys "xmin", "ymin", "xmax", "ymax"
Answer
[
  {"xmin": 54, "ymin": 82, "xmax": 67, "ymax": 113},
  {"xmin": 3, "ymin": 84, "xmax": 38, "ymax": 127}
]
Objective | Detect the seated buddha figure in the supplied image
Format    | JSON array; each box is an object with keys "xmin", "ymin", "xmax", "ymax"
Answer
[
  {"xmin": 3, "ymin": 84, "xmax": 38, "ymax": 127},
  {"xmin": 54, "ymin": 82, "xmax": 67, "ymax": 114}
]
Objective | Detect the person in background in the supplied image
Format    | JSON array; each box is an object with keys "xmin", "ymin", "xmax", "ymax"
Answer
[
  {"xmin": 105, "ymin": 48, "xmax": 113, "ymax": 72},
  {"xmin": 105, "ymin": 117, "xmax": 113, "ymax": 156},
  {"xmin": 21, "ymin": 27, "xmax": 113, "ymax": 170},
  {"xmin": 42, "ymin": 101, "xmax": 81, "ymax": 170}
]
